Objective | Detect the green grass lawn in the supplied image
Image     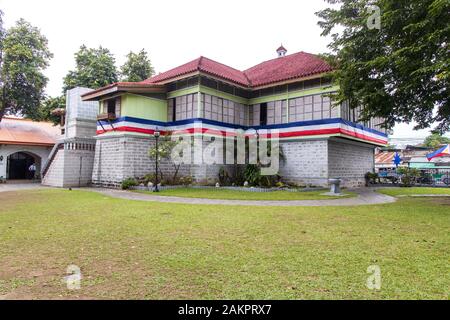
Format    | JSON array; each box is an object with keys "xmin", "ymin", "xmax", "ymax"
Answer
[
  {"xmin": 0, "ymin": 189, "xmax": 449, "ymax": 300},
  {"xmin": 378, "ymin": 187, "xmax": 450, "ymax": 197},
  {"xmin": 135, "ymin": 188, "xmax": 356, "ymax": 200}
]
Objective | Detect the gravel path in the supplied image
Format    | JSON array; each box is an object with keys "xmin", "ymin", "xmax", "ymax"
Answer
[
  {"xmin": 85, "ymin": 187, "xmax": 396, "ymax": 207},
  {"xmin": 0, "ymin": 183, "xmax": 46, "ymax": 193},
  {"xmin": 0, "ymin": 184, "xmax": 397, "ymax": 206}
]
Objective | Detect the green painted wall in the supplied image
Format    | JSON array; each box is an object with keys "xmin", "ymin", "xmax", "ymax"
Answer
[
  {"xmin": 120, "ymin": 93, "xmax": 167, "ymax": 121},
  {"xmin": 199, "ymin": 86, "xmax": 248, "ymax": 105},
  {"xmin": 167, "ymin": 86, "xmax": 199, "ymax": 99},
  {"xmin": 249, "ymin": 85, "xmax": 339, "ymax": 105},
  {"xmin": 166, "ymin": 84, "xmax": 339, "ymax": 106}
]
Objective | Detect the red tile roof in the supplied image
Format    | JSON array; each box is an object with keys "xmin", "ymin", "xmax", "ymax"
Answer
[
  {"xmin": 143, "ymin": 51, "xmax": 333, "ymax": 88},
  {"xmin": 244, "ymin": 51, "xmax": 333, "ymax": 87},
  {"xmin": 143, "ymin": 56, "xmax": 250, "ymax": 87},
  {"xmin": 277, "ymin": 45, "xmax": 287, "ymax": 52},
  {"xmin": 0, "ymin": 117, "xmax": 60, "ymax": 146}
]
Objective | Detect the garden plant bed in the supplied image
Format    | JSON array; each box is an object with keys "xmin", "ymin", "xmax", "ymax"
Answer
[
  {"xmin": 132, "ymin": 187, "xmax": 355, "ymax": 201},
  {"xmin": 131, "ymin": 185, "xmax": 327, "ymax": 193}
]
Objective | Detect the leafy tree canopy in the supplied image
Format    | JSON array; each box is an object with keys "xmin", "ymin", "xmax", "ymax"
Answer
[
  {"xmin": 316, "ymin": 0, "xmax": 449, "ymax": 133},
  {"xmin": 120, "ymin": 49, "xmax": 154, "ymax": 82},
  {"xmin": 36, "ymin": 95, "xmax": 65, "ymax": 125},
  {"xmin": 0, "ymin": 12, "xmax": 53, "ymax": 121},
  {"xmin": 423, "ymin": 133, "xmax": 450, "ymax": 148},
  {"xmin": 63, "ymin": 45, "xmax": 118, "ymax": 92}
]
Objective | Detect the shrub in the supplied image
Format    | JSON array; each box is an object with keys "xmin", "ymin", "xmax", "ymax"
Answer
[
  {"xmin": 275, "ymin": 181, "xmax": 286, "ymax": 188},
  {"xmin": 179, "ymin": 176, "xmax": 193, "ymax": 186},
  {"xmin": 243, "ymin": 164, "xmax": 280, "ymax": 187},
  {"xmin": 365, "ymin": 172, "xmax": 379, "ymax": 185},
  {"xmin": 218, "ymin": 167, "xmax": 230, "ymax": 185},
  {"xmin": 244, "ymin": 164, "xmax": 260, "ymax": 186},
  {"xmin": 231, "ymin": 165, "xmax": 246, "ymax": 186},
  {"xmin": 397, "ymin": 167, "xmax": 420, "ymax": 187},
  {"xmin": 121, "ymin": 178, "xmax": 138, "ymax": 190},
  {"xmin": 142, "ymin": 173, "xmax": 156, "ymax": 185}
]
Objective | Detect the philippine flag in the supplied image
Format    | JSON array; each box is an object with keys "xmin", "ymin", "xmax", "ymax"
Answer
[{"xmin": 426, "ymin": 144, "xmax": 450, "ymax": 161}]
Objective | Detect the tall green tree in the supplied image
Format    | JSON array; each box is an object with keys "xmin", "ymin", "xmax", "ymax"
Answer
[
  {"xmin": 36, "ymin": 95, "xmax": 65, "ymax": 124},
  {"xmin": 120, "ymin": 49, "xmax": 154, "ymax": 82},
  {"xmin": 423, "ymin": 133, "xmax": 450, "ymax": 148},
  {"xmin": 0, "ymin": 13, "xmax": 53, "ymax": 122},
  {"xmin": 316, "ymin": 0, "xmax": 450, "ymax": 133},
  {"xmin": 63, "ymin": 45, "xmax": 118, "ymax": 92}
]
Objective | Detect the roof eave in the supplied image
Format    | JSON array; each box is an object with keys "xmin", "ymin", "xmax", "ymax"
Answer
[
  {"xmin": 149, "ymin": 70, "xmax": 251, "ymax": 89},
  {"xmin": 0, "ymin": 141, "xmax": 55, "ymax": 147},
  {"xmin": 81, "ymin": 84, "xmax": 167, "ymax": 101},
  {"xmin": 251, "ymin": 71, "xmax": 333, "ymax": 90}
]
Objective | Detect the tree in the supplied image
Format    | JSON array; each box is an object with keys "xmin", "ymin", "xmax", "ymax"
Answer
[
  {"xmin": 120, "ymin": 49, "xmax": 154, "ymax": 82},
  {"xmin": 423, "ymin": 133, "xmax": 450, "ymax": 148},
  {"xmin": 63, "ymin": 45, "xmax": 118, "ymax": 92},
  {"xmin": 397, "ymin": 167, "xmax": 420, "ymax": 187},
  {"xmin": 0, "ymin": 13, "xmax": 53, "ymax": 121},
  {"xmin": 148, "ymin": 137, "xmax": 182, "ymax": 183},
  {"xmin": 316, "ymin": 0, "xmax": 450, "ymax": 133},
  {"xmin": 36, "ymin": 95, "xmax": 65, "ymax": 124}
]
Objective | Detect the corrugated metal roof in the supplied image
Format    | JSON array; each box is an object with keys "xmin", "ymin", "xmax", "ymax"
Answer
[
  {"xmin": 0, "ymin": 117, "xmax": 60, "ymax": 146},
  {"xmin": 375, "ymin": 151, "xmax": 395, "ymax": 164}
]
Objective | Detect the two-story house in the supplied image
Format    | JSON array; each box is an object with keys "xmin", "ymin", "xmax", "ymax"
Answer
[{"xmin": 75, "ymin": 46, "xmax": 388, "ymax": 188}]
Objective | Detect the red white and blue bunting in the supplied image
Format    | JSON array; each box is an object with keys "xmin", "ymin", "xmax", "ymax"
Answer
[{"xmin": 97, "ymin": 117, "xmax": 388, "ymax": 146}]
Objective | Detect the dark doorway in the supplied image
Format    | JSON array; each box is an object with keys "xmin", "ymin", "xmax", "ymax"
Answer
[
  {"xmin": 260, "ymin": 103, "xmax": 268, "ymax": 126},
  {"xmin": 107, "ymin": 99, "xmax": 116, "ymax": 114},
  {"xmin": 7, "ymin": 152, "xmax": 37, "ymax": 179}
]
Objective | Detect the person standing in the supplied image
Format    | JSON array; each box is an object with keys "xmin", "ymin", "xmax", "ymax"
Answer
[{"xmin": 28, "ymin": 163, "xmax": 36, "ymax": 180}]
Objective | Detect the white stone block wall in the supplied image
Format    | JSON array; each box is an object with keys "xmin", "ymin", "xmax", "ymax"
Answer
[
  {"xmin": 41, "ymin": 147, "xmax": 65, "ymax": 187},
  {"xmin": 41, "ymin": 139, "xmax": 96, "ymax": 187},
  {"xmin": 279, "ymin": 140, "xmax": 329, "ymax": 187},
  {"xmin": 189, "ymin": 164, "xmax": 224, "ymax": 184},
  {"xmin": 92, "ymin": 136, "xmax": 127, "ymax": 187},
  {"xmin": 92, "ymin": 134, "xmax": 192, "ymax": 187},
  {"xmin": 43, "ymin": 87, "xmax": 98, "ymax": 187},
  {"xmin": 328, "ymin": 139, "xmax": 375, "ymax": 187},
  {"xmin": 65, "ymin": 87, "xmax": 98, "ymax": 139},
  {"xmin": 91, "ymin": 135, "xmax": 375, "ymax": 189},
  {"xmin": 278, "ymin": 138, "xmax": 375, "ymax": 187},
  {"xmin": 61, "ymin": 148, "xmax": 96, "ymax": 187}
]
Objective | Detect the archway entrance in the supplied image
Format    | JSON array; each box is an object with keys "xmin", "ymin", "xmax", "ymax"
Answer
[{"xmin": 7, "ymin": 152, "xmax": 41, "ymax": 180}]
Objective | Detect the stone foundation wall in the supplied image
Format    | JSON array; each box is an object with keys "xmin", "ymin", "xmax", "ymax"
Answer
[
  {"xmin": 41, "ymin": 147, "xmax": 65, "ymax": 187},
  {"xmin": 42, "ymin": 139, "xmax": 96, "ymax": 188},
  {"xmin": 91, "ymin": 135, "xmax": 375, "ymax": 189},
  {"xmin": 61, "ymin": 148, "xmax": 96, "ymax": 187},
  {"xmin": 327, "ymin": 139, "xmax": 374, "ymax": 188},
  {"xmin": 279, "ymin": 140, "xmax": 329, "ymax": 187},
  {"xmin": 278, "ymin": 138, "xmax": 375, "ymax": 188},
  {"xmin": 92, "ymin": 134, "xmax": 192, "ymax": 188}
]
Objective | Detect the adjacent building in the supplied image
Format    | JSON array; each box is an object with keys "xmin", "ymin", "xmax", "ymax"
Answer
[{"xmin": 0, "ymin": 117, "xmax": 60, "ymax": 180}]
